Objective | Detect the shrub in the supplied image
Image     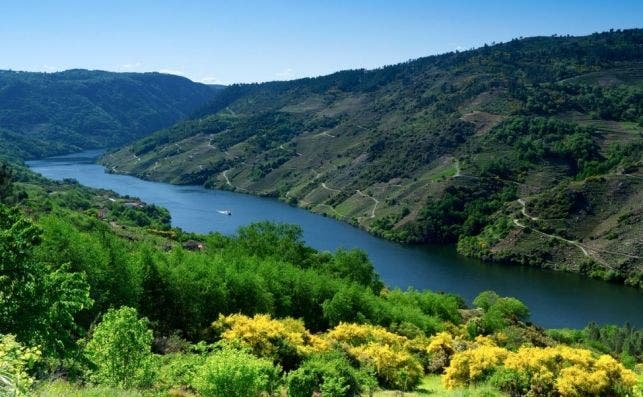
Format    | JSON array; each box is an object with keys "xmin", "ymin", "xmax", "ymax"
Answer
[
  {"xmin": 156, "ymin": 353, "xmax": 207, "ymax": 393},
  {"xmin": 192, "ymin": 348, "xmax": 280, "ymax": 397},
  {"xmin": 212, "ymin": 313, "xmax": 328, "ymax": 370},
  {"xmin": 472, "ymin": 291, "xmax": 500, "ymax": 311},
  {"xmin": 442, "ymin": 344, "xmax": 510, "ymax": 388},
  {"xmin": 473, "ymin": 291, "xmax": 529, "ymax": 333},
  {"xmin": 444, "ymin": 343, "xmax": 639, "ymax": 397},
  {"xmin": 326, "ymin": 323, "xmax": 423, "ymax": 390},
  {"xmin": 84, "ymin": 307, "xmax": 155, "ymax": 389},
  {"xmin": 326, "ymin": 249, "xmax": 383, "ymax": 292},
  {"xmin": 326, "ymin": 323, "xmax": 408, "ymax": 348},
  {"xmin": 426, "ymin": 332, "xmax": 455, "ymax": 372},
  {"xmin": 504, "ymin": 346, "xmax": 639, "ymax": 397},
  {"xmin": 286, "ymin": 352, "xmax": 374, "ymax": 397},
  {"xmin": 349, "ymin": 343, "xmax": 423, "ymax": 391},
  {"xmin": 0, "ymin": 335, "xmax": 41, "ymax": 396},
  {"xmin": 489, "ymin": 367, "xmax": 530, "ymax": 396}
]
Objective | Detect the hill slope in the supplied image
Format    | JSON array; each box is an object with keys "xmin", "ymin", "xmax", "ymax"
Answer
[
  {"xmin": 0, "ymin": 69, "xmax": 220, "ymax": 159},
  {"xmin": 102, "ymin": 30, "xmax": 643, "ymax": 287}
]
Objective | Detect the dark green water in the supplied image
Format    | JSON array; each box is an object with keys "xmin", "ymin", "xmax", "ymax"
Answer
[{"xmin": 27, "ymin": 150, "xmax": 643, "ymax": 328}]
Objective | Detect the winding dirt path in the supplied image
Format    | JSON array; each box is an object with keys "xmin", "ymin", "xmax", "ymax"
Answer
[
  {"xmin": 222, "ymin": 169, "xmax": 233, "ymax": 187},
  {"xmin": 321, "ymin": 182, "xmax": 341, "ymax": 193},
  {"xmin": 512, "ymin": 218, "xmax": 589, "ymax": 257},
  {"xmin": 356, "ymin": 190, "xmax": 379, "ymax": 219},
  {"xmin": 316, "ymin": 131, "xmax": 336, "ymax": 138},
  {"xmin": 513, "ymin": 198, "xmax": 641, "ymax": 261},
  {"xmin": 517, "ymin": 198, "xmax": 539, "ymax": 221}
]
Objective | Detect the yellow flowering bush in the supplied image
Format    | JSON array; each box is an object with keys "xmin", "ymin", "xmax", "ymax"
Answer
[
  {"xmin": 212, "ymin": 314, "xmax": 328, "ymax": 364},
  {"xmin": 443, "ymin": 344, "xmax": 510, "ymax": 388},
  {"xmin": 443, "ymin": 343, "xmax": 639, "ymax": 397},
  {"xmin": 349, "ymin": 342, "xmax": 423, "ymax": 391},
  {"xmin": 427, "ymin": 331, "xmax": 455, "ymax": 355},
  {"xmin": 504, "ymin": 346, "xmax": 639, "ymax": 397},
  {"xmin": 0, "ymin": 334, "xmax": 41, "ymax": 396},
  {"xmin": 325, "ymin": 323, "xmax": 424, "ymax": 390},
  {"xmin": 326, "ymin": 322, "xmax": 408, "ymax": 348},
  {"xmin": 426, "ymin": 332, "xmax": 456, "ymax": 372}
]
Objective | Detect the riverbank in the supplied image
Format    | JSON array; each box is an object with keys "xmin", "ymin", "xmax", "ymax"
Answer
[{"xmin": 28, "ymin": 150, "xmax": 643, "ymax": 328}]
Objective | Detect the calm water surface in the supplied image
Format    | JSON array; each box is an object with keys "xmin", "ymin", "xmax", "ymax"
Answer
[{"xmin": 27, "ymin": 150, "xmax": 643, "ymax": 328}]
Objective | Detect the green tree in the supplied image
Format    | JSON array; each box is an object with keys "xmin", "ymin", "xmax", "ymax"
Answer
[
  {"xmin": 137, "ymin": 246, "xmax": 171, "ymax": 330},
  {"xmin": 474, "ymin": 291, "xmax": 529, "ymax": 333},
  {"xmin": 0, "ymin": 205, "xmax": 92, "ymax": 360},
  {"xmin": 328, "ymin": 249, "xmax": 383, "ymax": 291},
  {"xmin": 473, "ymin": 291, "xmax": 500, "ymax": 311},
  {"xmin": 84, "ymin": 307, "xmax": 155, "ymax": 389},
  {"xmin": 0, "ymin": 162, "xmax": 13, "ymax": 203}
]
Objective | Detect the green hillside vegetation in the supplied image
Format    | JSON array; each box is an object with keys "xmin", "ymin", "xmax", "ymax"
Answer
[
  {"xmin": 101, "ymin": 30, "xmax": 643, "ymax": 288},
  {"xmin": 0, "ymin": 69, "xmax": 220, "ymax": 159},
  {"xmin": 0, "ymin": 161, "xmax": 641, "ymax": 396}
]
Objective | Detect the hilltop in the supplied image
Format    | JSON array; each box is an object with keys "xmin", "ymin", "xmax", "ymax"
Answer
[
  {"xmin": 0, "ymin": 69, "xmax": 220, "ymax": 159},
  {"xmin": 102, "ymin": 29, "xmax": 642, "ymax": 287}
]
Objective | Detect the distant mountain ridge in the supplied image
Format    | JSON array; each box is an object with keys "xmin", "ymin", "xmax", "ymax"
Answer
[
  {"xmin": 0, "ymin": 69, "xmax": 221, "ymax": 159},
  {"xmin": 100, "ymin": 30, "xmax": 643, "ymax": 286}
]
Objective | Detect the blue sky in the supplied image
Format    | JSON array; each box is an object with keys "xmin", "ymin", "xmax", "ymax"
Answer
[{"xmin": 1, "ymin": 1, "xmax": 641, "ymax": 84}]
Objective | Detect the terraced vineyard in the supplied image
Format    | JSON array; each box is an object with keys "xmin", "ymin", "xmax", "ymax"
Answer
[{"xmin": 103, "ymin": 30, "xmax": 643, "ymax": 287}]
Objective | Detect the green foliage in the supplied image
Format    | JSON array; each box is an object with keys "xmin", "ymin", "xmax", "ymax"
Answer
[
  {"xmin": 84, "ymin": 307, "xmax": 155, "ymax": 389},
  {"xmin": 577, "ymin": 142, "xmax": 643, "ymax": 179},
  {"xmin": 0, "ymin": 162, "xmax": 14, "ymax": 203},
  {"xmin": 488, "ymin": 367, "xmax": 530, "ymax": 396},
  {"xmin": 457, "ymin": 216, "xmax": 513, "ymax": 259},
  {"xmin": 155, "ymin": 352, "xmax": 207, "ymax": 392},
  {"xmin": 34, "ymin": 380, "xmax": 143, "ymax": 397},
  {"xmin": 0, "ymin": 334, "xmax": 41, "ymax": 396},
  {"xmin": 584, "ymin": 323, "xmax": 643, "ymax": 362},
  {"xmin": 35, "ymin": 215, "xmax": 140, "ymax": 320},
  {"xmin": 192, "ymin": 348, "xmax": 280, "ymax": 397},
  {"xmin": 408, "ymin": 182, "xmax": 514, "ymax": 244},
  {"xmin": 234, "ymin": 221, "xmax": 315, "ymax": 266},
  {"xmin": 473, "ymin": 291, "xmax": 530, "ymax": 334},
  {"xmin": 548, "ymin": 323, "xmax": 643, "ymax": 362},
  {"xmin": 489, "ymin": 116, "xmax": 601, "ymax": 175},
  {"xmin": 473, "ymin": 291, "xmax": 500, "ymax": 312},
  {"xmin": 0, "ymin": 69, "xmax": 217, "ymax": 159},
  {"xmin": 326, "ymin": 249, "xmax": 384, "ymax": 292},
  {"xmin": 286, "ymin": 352, "xmax": 373, "ymax": 397},
  {"xmin": 0, "ymin": 205, "xmax": 92, "ymax": 360},
  {"xmin": 523, "ymin": 82, "xmax": 643, "ymax": 122}
]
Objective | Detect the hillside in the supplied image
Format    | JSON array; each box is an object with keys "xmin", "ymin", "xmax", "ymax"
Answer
[
  {"xmin": 0, "ymin": 69, "xmax": 220, "ymax": 159},
  {"xmin": 102, "ymin": 30, "xmax": 643, "ymax": 287}
]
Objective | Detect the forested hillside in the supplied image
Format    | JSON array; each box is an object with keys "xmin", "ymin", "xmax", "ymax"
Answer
[
  {"xmin": 0, "ymin": 160, "xmax": 641, "ymax": 396},
  {"xmin": 0, "ymin": 69, "xmax": 220, "ymax": 159},
  {"xmin": 103, "ymin": 29, "xmax": 643, "ymax": 287}
]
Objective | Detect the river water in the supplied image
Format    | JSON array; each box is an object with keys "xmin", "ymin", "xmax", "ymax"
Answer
[{"xmin": 27, "ymin": 150, "xmax": 643, "ymax": 328}]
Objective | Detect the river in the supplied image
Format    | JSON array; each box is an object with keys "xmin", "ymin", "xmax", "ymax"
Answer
[{"xmin": 27, "ymin": 150, "xmax": 643, "ymax": 328}]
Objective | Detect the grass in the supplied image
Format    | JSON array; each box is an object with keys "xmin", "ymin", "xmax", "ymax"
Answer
[
  {"xmin": 35, "ymin": 380, "xmax": 143, "ymax": 397},
  {"xmin": 366, "ymin": 375, "xmax": 504, "ymax": 397},
  {"xmin": 428, "ymin": 164, "xmax": 457, "ymax": 182}
]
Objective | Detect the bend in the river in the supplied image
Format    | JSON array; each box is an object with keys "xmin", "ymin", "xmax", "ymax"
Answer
[{"xmin": 27, "ymin": 150, "xmax": 643, "ymax": 328}]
